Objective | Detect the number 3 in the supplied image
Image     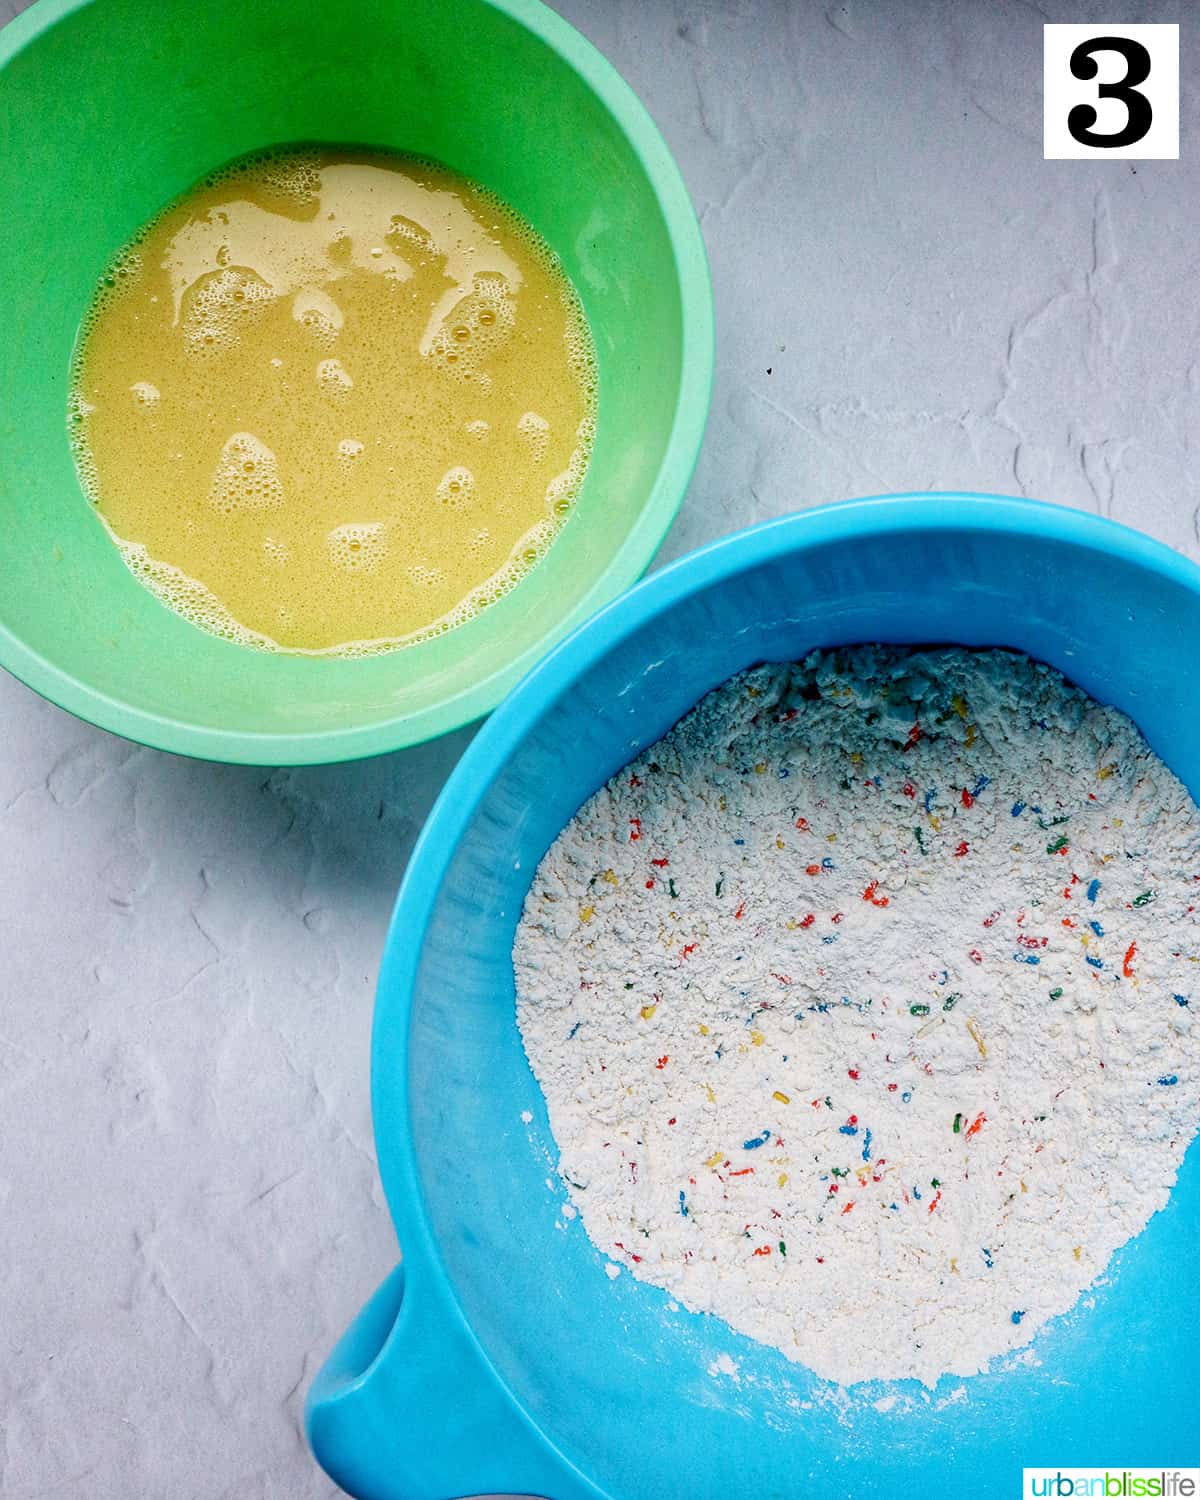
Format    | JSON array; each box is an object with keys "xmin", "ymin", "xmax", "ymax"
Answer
[{"xmin": 1068, "ymin": 36, "xmax": 1153, "ymax": 148}]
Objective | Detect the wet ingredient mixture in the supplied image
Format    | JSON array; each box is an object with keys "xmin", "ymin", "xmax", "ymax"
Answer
[
  {"xmin": 514, "ymin": 647, "xmax": 1200, "ymax": 1386},
  {"xmin": 69, "ymin": 147, "xmax": 596, "ymax": 654}
]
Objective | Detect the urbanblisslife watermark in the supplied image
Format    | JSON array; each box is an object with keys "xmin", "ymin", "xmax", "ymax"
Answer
[{"xmin": 1024, "ymin": 1472, "xmax": 1199, "ymax": 1498}]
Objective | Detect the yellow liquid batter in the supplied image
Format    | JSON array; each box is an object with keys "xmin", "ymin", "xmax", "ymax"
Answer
[{"xmin": 68, "ymin": 148, "xmax": 596, "ymax": 655}]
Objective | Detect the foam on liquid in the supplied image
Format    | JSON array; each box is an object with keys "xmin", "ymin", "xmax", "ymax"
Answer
[{"xmin": 69, "ymin": 148, "xmax": 597, "ymax": 655}]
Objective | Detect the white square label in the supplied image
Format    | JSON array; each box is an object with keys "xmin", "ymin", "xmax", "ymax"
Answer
[{"xmin": 1044, "ymin": 24, "xmax": 1179, "ymax": 159}]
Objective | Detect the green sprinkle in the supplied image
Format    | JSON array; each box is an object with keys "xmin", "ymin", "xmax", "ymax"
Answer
[
  {"xmin": 931, "ymin": 1178, "xmax": 941, "ymax": 1188},
  {"xmin": 1037, "ymin": 813, "xmax": 1070, "ymax": 831},
  {"xmin": 1046, "ymin": 835, "xmax": 1069, "ymax": 855},
  {"xmin": 824, "ymin": 1096, "xmax": 833, "ymax": 1109},
  {"xmin": 624, "ymin": 982, "xmax": 634, "ymax": 990},
  {"xmin": 910, "ymin": 1003, "xmax": 931, "ymax": 1017},
  {"xmin": 715, "ymin": 876, "xmax": 724, "ymax": 897},
  {"xmin": 943, "ymin": 992, "xmax": 961, "ymax": 1012},
  {"xmin": 1049, "ymin": 986, "xmax": 1063, "ymax": 1001},
  {"xmin": 831, "ymin": 1166, "xmax": 849, "ymax": 1178},
  {"xmin": 1133, "ymin": 890, "xmax": 1155, "ymax": 907},
  {"xmin": 779, "ymin": 1240, "xmax": 787, "ymax": 1256},
  {"xmin": 668, "ymin": 877, "xmax": 678, "ymax": 899},
  {"xmin": 953, "ymin": 1112, "xmax": 963, "ymax": 1133},
  {"xmin": 914, "ymin": 826, "xmax": 927, "ymax": 855}
]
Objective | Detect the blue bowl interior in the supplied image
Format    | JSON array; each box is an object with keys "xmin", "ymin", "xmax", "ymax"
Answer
[{"xmin": 402, "ymin": 514, "xmax": 1200, "ymax": 1498}]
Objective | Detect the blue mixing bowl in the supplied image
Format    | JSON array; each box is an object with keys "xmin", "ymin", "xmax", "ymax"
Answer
[{"xmin": 307, "ymin": 495, "xmax": 1200, "ymax": 1500}]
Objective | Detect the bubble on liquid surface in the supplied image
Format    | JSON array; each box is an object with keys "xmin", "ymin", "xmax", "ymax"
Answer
[
  {"xmin": 436, "ymin": 466, "xmax": 476, "ymax": 508},
  {"xmin": 293, "ymin": 287, "xmax": 344, "ymax": 344},
  {"xmin": 316, "ymin": 357, "xmax": 354, "ymax": 395},
  {"xmin": 130, "ymin": 381, "xmax": 160, "ymax": 408},
  {"xmin": 337, "ymin": 438, "xmax": 365, "ymax": 464},
  {"xmin": 327, "ymin": 521, "xmax": 387, "ymax": 572},
  {"xmin": 209, "ymin": 432, "xmax": 284, "ymax": 513},
  {"xmin": 182, "ymin": 266, "xmax": 275, "ymax": 357},
  {"xmin": 516, "ymin": 410, "xmax": 550, "ymax": 463}
]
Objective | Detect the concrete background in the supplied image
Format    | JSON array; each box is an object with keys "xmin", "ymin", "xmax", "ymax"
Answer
[{"xmin": 1, "ymin": 1, "xmax": 1197, "ymax": 1496}]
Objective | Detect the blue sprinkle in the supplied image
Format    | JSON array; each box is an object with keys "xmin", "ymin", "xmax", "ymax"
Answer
[
  {"xmin": 679, "ymin": 1191, "xmax": 688, "ymax": 1217},
  {"xmin": 982, "ymin": 1247, "xmax": 994, "ymax": 1268},
  {"xmin": 1086, "ymin": 955, "xmax": 1104, "ymax": 969},
  {"xmin": 838, "ymin": 1123, "xmax": 859, "ymax": 1136},
  {"xmin": 1011, "ymin": 801, "xmax": 1026, "ymax": 817},
  {"xmin": 1011, "ymin": 1309, "xmax": 1025, "ymax": 1325},
  {"xmin": 862, "ymin": 1129, "xmax": 873, "ymax": 1162},
  {"xmin": 821, "ymin": 935, "xmax": 838, "ymax": 945},
  {"xmin": 972, "ymin": 774, "xmax": 990, "ymax": 797},
  {"xmin": 743, "ymin": 1128, "xmax": 771, "ymax": 1150},
  {"xmin": 913, "ymin": 1186, "xmax": 922, "ymax": 1201},
  {"xmin": 1157, "ymin": 1075, "xmax": 1179, "ymax": 1087},
  {"xmin": 1087, "ymin": 879, "xmax": 1101, "ymax": 903},
  {"xmin": 567, "ymin": 1021, "xmax": 582, "ymax": 1039},
  {"xmin": 889, "ymin": 1202, "xmax": 899, "ymax": 1211},
  {"xmin": 901, "ymin": 1090, "xmax": 912, "ymax": 1103},
  {"xmin": 1174, "ymin": 994, "xmax": 1189, "ymax": 1007},
  {"xmin": 821, "ymin": 857, "xmax": 835, "ymax": 869},
  {"xmin": 1089, "ymin": 920, "xmax": 1104, "ymax": 937},
  {"xmin": 924, "ymin": 788, "xmax": 937, "ymax": 813},
  {"xmin": 777, "ymin": 767, "xmax": 790, "ymax": 778},
  {"xmin": 1014, "ymin": 953, "xmax": 1040, "ymax": 966},
  {"xmin": 733, "ymin": 838, "xmax": 745, "ymax": 846}
]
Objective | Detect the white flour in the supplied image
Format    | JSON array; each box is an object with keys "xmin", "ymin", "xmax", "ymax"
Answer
[{"xmin": 513, "ymin": 647, "xmax": 1200, "ymax": 1387}]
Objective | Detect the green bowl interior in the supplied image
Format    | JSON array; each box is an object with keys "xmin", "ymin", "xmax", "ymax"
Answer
[{"xmin": 0, "ymin": 0, "xmax": 705, "ymax": 759}]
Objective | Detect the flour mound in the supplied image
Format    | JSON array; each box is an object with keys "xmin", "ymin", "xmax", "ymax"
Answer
[{"xmin": 513, "ymin": 647, "xmax": 1200, "ymax": 1387}]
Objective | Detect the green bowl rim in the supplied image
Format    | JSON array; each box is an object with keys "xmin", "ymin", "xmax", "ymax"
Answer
[{"xmin": 0, "ymin": 0, "xmax": 715, "ymax": 765}]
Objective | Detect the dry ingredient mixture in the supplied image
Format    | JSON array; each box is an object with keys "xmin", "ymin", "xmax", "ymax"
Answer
[{"xmin": 513, "ymin": 647, "xmax": 1200, "ymax": 1387}]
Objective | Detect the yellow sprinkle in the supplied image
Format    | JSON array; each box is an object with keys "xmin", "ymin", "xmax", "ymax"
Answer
[
  {"xmin": 1073, "ymin": 1246, "xmax": 1082, "ymax": 1261},
  {"xmin": 699, "ymin": 1023, "xmax": 710, "ymax": 1036},
  {"xmin": 1112, "ymin": 817, "xmax": 1123, "ymax": 828},
  {"xmin": 950, "ymin": 1257, "xmax": 959, "ymax": 1273},
  {"xmin": 826, "ymin": 832, "xmax": 837, "ymax": 843},
  {"xmin": 929, "ymin": 815, "xmax": 942, "ymax": 831},
  {"xmin": 773, "ymin": 1090, "xmax": 791, "ymax": 1105},
  {"xmin": 966, "ymin": 1017, "xmax": 988, "ymax": 1059},
  {"xmin": 1098, "ymin": 764, "xmax": 1115, "ymax": 780},
  {"xmin": 718, "ymin": 795, "xmax": 727, "ymax": 812},
  {"xmin": 785, "ymin": 918, "xmax": 798, "ymax": 931},
  {"xmin": 775, "ymin": 836, "xmax": 785, "ymax": 850},
  {"xmin": 750, "ymin": 1030, "xmax": 765, "ymax": 1047},
  {"xmin": 965, "ymin": 723, "xmax": 977, "ymax": 747},
  {"xmin": 952, "ymin": 695, "xmax": 968, "ymax": 720},
  {"xmin": 754, "ymin": 761, "xmax": 767, "ymax": 774},
  {"xmin": 602, "ymin": 868, "xmax": 619, "ymax": 887},
  {"xmin": 778, "ymin": 1173, "xmax": 789, "ymax": 1188},
  {"xmin": 640, "ymin": 1004, "xmax": 657, "ymax": 1020},
  {"xmin": 705, "ymin": 1085, "xmax": 716, "ymax": 1104},
  {"xmin": 705, "ymin": 1151, "xmax": 724, "ymax": 1169},
  {"xmin": 1020, "ymin": 1180, "xmax": 1027, "ymax": 1193},
  {"xmin": 747, "ymin": 686, "xmax": 761, "ymax": 698},
  {"xmin": 850, "ymin": 751, "xmax": 863, "ymax": 765},
  {"xmin": 579, "ymin": 905, "xmax": 595, "ymax": 924}
]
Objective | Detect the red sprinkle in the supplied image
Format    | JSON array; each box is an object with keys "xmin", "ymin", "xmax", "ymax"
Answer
[
  {"xmin": 831, "ymin": 912, "xmax": 844, "ymax": 924},
  {"xmin": 903, "ymin": 723, "xmax": 922, "ymax": 751},
  {"xmin": 734, "ymin": 902, "xmax": 746, "ymax": 920},
  {"xmin": 961, "ymin": 788, "xmax": 975, "ymax": 809},
  {"xmin": 965, "ymin": 1112, "xmax": 987, "ymax": 1139},
  {"xmin": 902, "ymin": 781, "xmax": 916, "ymax": 799},
  {"xmin": 655, "ymin": 1055, "xmax": 669, "ymax": 1070},
  {"xmin": 928, "ymin": 1190, "xmax": 943, "ymax": 1214},
  {"xmin": 841, "ymin": 1201, "xmax": 855, "ymax": 1215},
  {"xmin": 805, "ymin": 864, "xmax": 822, "ymax": 876},
  {"xmin": 799, "ymin": 913, "xmax": 815, "ymax": 928},
  {"xmin": 752, "ymin": 1246, "xmax": 772, "ymax": 1257},
  {"xmin": 681, "ymin": 943, "xmax": 698, "ymax": 959},
  {"xmin": 863, "ymin": 880, "xmax": 890, "ymax": 908},
  {"xmin": 795, "ymin": 816, "xmax": 809, "ymax": 831},
  {"xmin": 969, "ymin": 948, "xmax": 983, "ymax": 963},
  {"xmin": 651, "ymin": 857, "xmax": 669, "ymax": 868},
  {"xmin": 1123, "ymin": 942, "xmax": 1137, "ymax": 978},
  {"xmin": 729, "ymin": 1167, "xmax": 754, "ymax": 1178},
  {"xmin": 645, "ymin": 879, "xmax": 655, "ymax": 889},
  {"xmin": 954, "ymin": 841, "xmax": 970, "ymax": 858},
  {"xmin": 887, "ymin": 1083, "xmax": 899, "ymax": 1092},
  {"xmin": 629, "ymin": 817, "xmax": 642, "ymax": 842},
  {"xmin": 848, "ymin": 1068, "xmax": 860, "ymax": 1080}
]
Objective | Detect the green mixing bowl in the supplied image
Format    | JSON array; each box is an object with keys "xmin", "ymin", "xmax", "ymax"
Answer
[{"xmin": 0, "ymin": 0, "xmax": 712, "ymax": 763}]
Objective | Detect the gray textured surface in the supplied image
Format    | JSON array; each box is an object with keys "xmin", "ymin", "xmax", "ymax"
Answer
[{"xmin": 1, "ymin": 2, "xmax": 1197, "ymax": 1497}]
